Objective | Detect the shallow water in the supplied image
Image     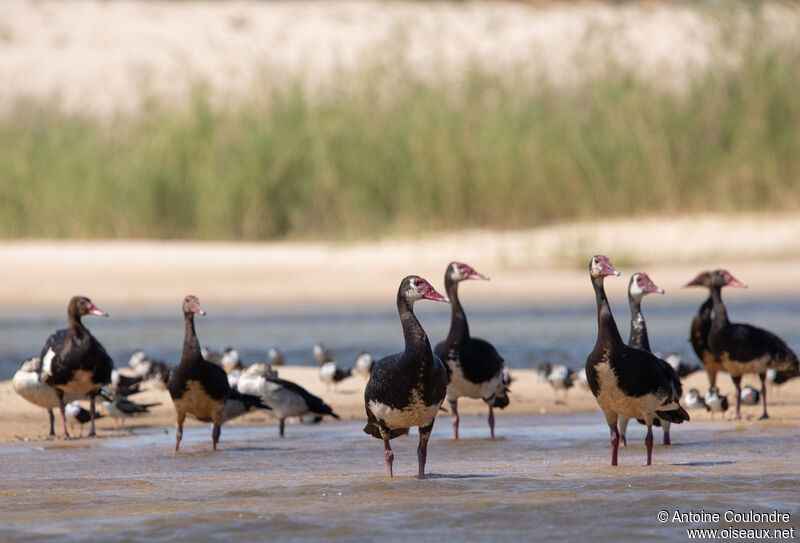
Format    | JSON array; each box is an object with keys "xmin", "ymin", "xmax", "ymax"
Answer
[
  {"xmin": 1, "ymin": 413, "xmax": 798, "ymax": 542},
  {"xmin": 3, "ymin": 296, "xmax": 800, "ymax": 380}
]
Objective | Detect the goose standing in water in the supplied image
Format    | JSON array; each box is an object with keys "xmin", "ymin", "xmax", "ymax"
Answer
[
  {"xmin": 434, "ymin": 262, "xmax": 508, "ymax": 440},
  {"xmin": 585, "ymin": 256, "xmax": 689, "ymax": 466},
  {"xmin": 167, "ymin": 296, "xmax": 271, "ymax": 452},
  {"xmin": 364, "ymin": 276, "xmax": 449, "ymax": 478}
]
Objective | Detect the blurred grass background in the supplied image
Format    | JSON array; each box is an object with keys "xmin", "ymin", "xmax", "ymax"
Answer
[{"xmin": 1, "ymin": 5, "xmax": 799, "ymax": 241}]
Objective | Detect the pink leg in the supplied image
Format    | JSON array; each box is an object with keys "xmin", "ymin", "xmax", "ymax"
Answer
[
  {"xmin": 663, "ymin": 431, "xmax": 671, "ymax": 446},
  {"xmin": 619, "ymin": 434, "xmax": 627, "ymax": 447},
  {"xmin": 417, "ymin": 438, "xmax": 428, "ymax": 479},
  {"xmin": 488, "ymin": 405, "xmax": 495, "ymax": 439},
  {"xmin": 212, "ymin": 423, "xmax": 221, "ymax": 451},
  {"xmin": 449, "ymin": 399, "xmax": 459, "ymax": 440},
  {"xmin": 175, "ymin": 413, "xmax": 185, "ymax": 452},
  {"xmin": 645, "ymin": 426, "xmax": 654, "ymax": 466},
  {"xmin": 384, "ymin": 440, "xmax": 394, "ymax": 477},
  {"xmin": 417, "ymin": 424, "xmax": 434, "ymax": 479},
  {"xmin": 610, "ymin": 425, "xmax": 620, "ymax": 466}
]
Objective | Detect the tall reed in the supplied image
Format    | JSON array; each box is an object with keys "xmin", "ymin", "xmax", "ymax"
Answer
[{"xmin": 1, "ymin": 13, "xmax": 798, "ymax": 240}]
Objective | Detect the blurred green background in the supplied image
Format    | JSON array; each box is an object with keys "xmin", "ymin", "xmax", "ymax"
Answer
[{"xmin": 1, "ymin": 2, "xmax": 798, "ymax": 241}]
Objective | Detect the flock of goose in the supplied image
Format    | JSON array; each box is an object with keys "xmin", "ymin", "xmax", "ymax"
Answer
[{"xmin": 10, "ymin": 257, "xmax": 800, "ymax": 478}]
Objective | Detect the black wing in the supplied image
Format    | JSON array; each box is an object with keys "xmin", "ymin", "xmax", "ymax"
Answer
[{"xmin": 266, "ymin": 377, "xmax": 339, "ymax": 418}]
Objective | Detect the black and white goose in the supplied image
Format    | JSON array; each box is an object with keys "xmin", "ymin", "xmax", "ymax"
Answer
[
  {"xmin": 706, "ymin": 269, "xmax": 800, "ymax": 420},
  {"xmin": 364, "ymin": 276, "xmax": 449, "ymax": 479},
  {"xmin": 40, "ymin": 296, "xmax": 113, "ymax": 438},
  {"xmin": 12, "ymin": 357, "xmax": 85, "ymax": 436},
  {"xmin": 585, "ymin": 256, "xmax": 689, "ymax": 466},
  {"xmin": 684, "ymin": 271, "xmax": 726, "ymax": 389},
  {"xmin": 617, "ymin": 272, "xmax": 676, "ymax": 447},
  {"xmin": 167, "ymin": 295, "xmax": 271, "ymax": 452},
  {"xmin": 237, "ymin": 363, "xmax": 340, "ymax": 437},
  {"xmin": 433, "ymin": 262, "xmax": 508, "ymax": 440}
]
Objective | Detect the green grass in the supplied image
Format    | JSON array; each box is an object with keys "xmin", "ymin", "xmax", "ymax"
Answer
[{"xmin": 1, "ymin": 12, "xmax": 799, "ymax": 240}]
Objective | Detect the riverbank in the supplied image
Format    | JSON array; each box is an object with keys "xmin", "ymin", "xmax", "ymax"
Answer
[
  {"xmin": 2, "ymin": 365, "xmax": 798, "ymax": 443},
  {"xmin": 2, "ymin": 214, "xmax": 800, "ymax": 308}
]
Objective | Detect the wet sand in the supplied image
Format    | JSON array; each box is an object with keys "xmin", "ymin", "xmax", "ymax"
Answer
[{"xmin": 1, "ymin": 412, "xmax": 798, "ymax": 543}]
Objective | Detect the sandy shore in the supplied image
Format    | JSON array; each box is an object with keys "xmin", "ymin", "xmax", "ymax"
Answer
[
  {"xmin": 3, "ymin": 365, "xmax": 798, "ymax": 444},
  {"xmin": 2, "ymin": 213, "xmax": 800, "ymax": 442},
  {"xmin": 2, "ymin": 213, "xmax": 800, "ymax": 308}
]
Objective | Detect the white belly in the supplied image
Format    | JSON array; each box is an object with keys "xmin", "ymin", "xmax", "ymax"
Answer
[
  {"xmin": 446, "ymin": 360, "xmax": 502, "ymax": 401},
  {"xmin": 368, "ymin": 390, "xmax": 440, "ymax": 430}
]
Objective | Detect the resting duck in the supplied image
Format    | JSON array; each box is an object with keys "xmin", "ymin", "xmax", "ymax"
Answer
[
  {"xmin": 364, "ymin": 276, "xmax": 449, "ymax": 478},
  {"xmin": 585, "ymin": 256, "xmax": 689, "ymax": 466},
  {"xmin": 40, "ymin": 296, "xmax": 113, "ymax": 438},
  {"xmin": 434, "ymin": 262, "xmax": 508, "ymax": 440}
]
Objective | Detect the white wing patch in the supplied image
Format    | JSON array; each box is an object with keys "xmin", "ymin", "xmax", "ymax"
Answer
[{"xmin": 42, "ymin": 348, "xmax": 56, "ymax": 377}]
